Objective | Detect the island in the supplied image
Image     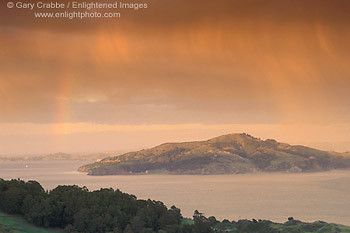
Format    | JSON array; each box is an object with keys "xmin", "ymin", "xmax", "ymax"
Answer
[{"xmin": 78, "ymin": 133, "xmax": 350, "ymax": 175}]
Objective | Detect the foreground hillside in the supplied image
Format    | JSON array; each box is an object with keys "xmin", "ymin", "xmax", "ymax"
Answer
[
  {"xmin": 79, "ymin": 133, "xmax": 350, "ymax": 175},
  {"xmin": 1, "ymin": 179, "xmax": 350, "ymax": 233},
  {"xmin": 0, "ymin": 211, "xmax": 63, "ymax": 233}
]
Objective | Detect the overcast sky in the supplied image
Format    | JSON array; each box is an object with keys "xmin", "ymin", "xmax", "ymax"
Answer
[{"xmin": 1, "ymin": 0, "xmax": 349, "ymax": 154}]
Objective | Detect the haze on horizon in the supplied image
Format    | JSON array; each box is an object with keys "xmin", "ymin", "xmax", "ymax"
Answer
[{"xmin": 0, "ymin": 0, "xmax": 350, "ymax": 155}]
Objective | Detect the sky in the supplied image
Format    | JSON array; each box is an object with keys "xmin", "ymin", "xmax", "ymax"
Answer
[{"xmin": 0, "ymin": 0, "xmax": 350, "ymax": 154}]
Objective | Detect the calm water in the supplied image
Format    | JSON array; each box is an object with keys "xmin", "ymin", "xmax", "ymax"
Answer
[{"xmin": 0, "ymin": 161, "xmax": 350, "ymax": 225}]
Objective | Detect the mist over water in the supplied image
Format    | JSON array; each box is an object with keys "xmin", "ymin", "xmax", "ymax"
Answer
[{"xmin": 1, "ymin": 160, "xmax": 349, "ymax": 225}]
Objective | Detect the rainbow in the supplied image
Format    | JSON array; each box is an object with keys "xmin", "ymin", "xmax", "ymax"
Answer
[{"xmin": 53, "ymin": 71, "xmax": 72, "ymax": 136}]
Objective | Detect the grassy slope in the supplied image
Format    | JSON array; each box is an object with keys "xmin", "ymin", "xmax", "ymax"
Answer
[
  {"xmin": 181, "ymin": 218, "xmax": 350, "ymax": 233},
  {"xmin": 270, "ymin": 222, "xmax": 350, "ymax": 233},
  {"xmin": 2, "ymin": 212, "xmax": 350, "ymax": 233},
  {"xmin": 0, "ymin": 211, "xmax": 62, "ymax": 233}
]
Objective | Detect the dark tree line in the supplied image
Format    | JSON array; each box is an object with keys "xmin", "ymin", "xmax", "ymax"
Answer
[
  {"xmin": 0, "ymin": 178, "xmax": 214, "ymax": 233},
  {"xmin": 0, "ymin": 178, "xmax": 343, "ymax": 233}
]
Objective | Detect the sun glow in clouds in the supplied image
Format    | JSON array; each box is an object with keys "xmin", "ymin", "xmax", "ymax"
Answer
[{"xmin": 0, "ymin": 0, "xmax": 349, "ymax": 154}]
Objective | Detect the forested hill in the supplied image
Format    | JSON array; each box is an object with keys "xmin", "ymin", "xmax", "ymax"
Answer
[
  {"xmin": 2, "ymin": 179, "xmax": 350, "ymax": 233},
  {"xmin": 79, "ymin": 133, "xmax": 350, "ymax": 175}
]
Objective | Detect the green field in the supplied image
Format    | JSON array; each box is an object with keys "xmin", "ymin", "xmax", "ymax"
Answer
[{"xmin": 0, "ymin": 211, "xmax": 62, "ymax": 233}]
